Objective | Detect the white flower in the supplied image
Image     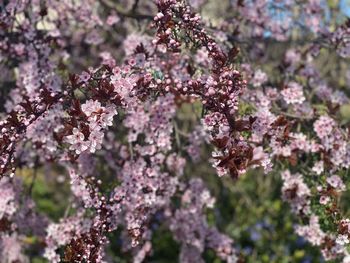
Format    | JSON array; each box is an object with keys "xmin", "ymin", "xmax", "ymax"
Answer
[
  {"xmin": 312, "ymin": 161, "xmax": 324, "ymax": 175},
  {"xmin": 336, "ymin": 234, "xmax": 350, "ymax": 246},
  {"xmin": 343, "ymin": 255, "xmax": 350, "ymax": 263}
]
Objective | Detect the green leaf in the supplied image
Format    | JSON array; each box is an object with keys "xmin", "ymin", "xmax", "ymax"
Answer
[{"xmin": 340, "ymin": 104, "xmax": 350, "ymax": 122}]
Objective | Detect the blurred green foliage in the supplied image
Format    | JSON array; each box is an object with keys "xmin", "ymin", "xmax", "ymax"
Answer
[{"xmin": 19, "ymin": 159, "xmax": 330, "ymax": 262}]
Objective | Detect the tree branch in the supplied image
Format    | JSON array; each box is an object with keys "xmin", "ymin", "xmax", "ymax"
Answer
[
  {"xmin": 131, "ymin": 0, "xmax": 140, "ymax": 12},
  {"xmin": 99, "ymin": 0, "xmax": 153, "ymax": 21}
]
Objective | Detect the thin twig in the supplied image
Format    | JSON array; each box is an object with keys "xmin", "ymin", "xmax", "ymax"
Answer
[
  {"xmin": 131, "ymin": 0, "xmax": 140, "ymax": 12},
  {"xmin": 28, "ymin": 166, "xmax": 38, "ymax": 196}
]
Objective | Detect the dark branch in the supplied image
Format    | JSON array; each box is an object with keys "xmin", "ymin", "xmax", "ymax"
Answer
[{"xmin": 100, "ymin": 0, "xmax": 153, "ymax": 21}]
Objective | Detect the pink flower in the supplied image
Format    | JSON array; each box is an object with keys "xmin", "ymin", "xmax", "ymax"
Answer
[
  {"xmin": 100, "ymin": 105, "xmax": 117, "ymax": 127},
  {"xmin": 88, "ymin": 128, "xmax": 104, "ymax": 153},
  {"xmin": 326, "ymin": 175, "xmax": 345, "ymax": 191},
  {"xmin": 290, "ymin": 133, "xmax": 310, "ymax": 152},
  {"xmin": 313, "ymin": 116, "xmax": 336, "ymax": 139},
  {"xmin": 319, "ymin": 195, "xmax": 330, "ymax": 205},
  {"xmin": 281, "ymin": 82, "xmax": 305, "ymax": 104},
  {"xmin": 106, "ymin": 14, "xmax": 120, "ymax": 26},
  {"xmin": 295, "ymin": 215, "xmax": 325, "ymax": 246},
  {"xmin": 251, "ymin": 69, "xmax": 268, "ymax": 87},
  {"xmin": 79, "ymin": 71, "xmax": 90, "ymax": 83},
  {"xmin": 66, "ymin": 128, "xmax": 89, "ymax": 154},
  {"xmin": 81, "ymin": 100, "xmax": 102, "ymax": 118}
]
